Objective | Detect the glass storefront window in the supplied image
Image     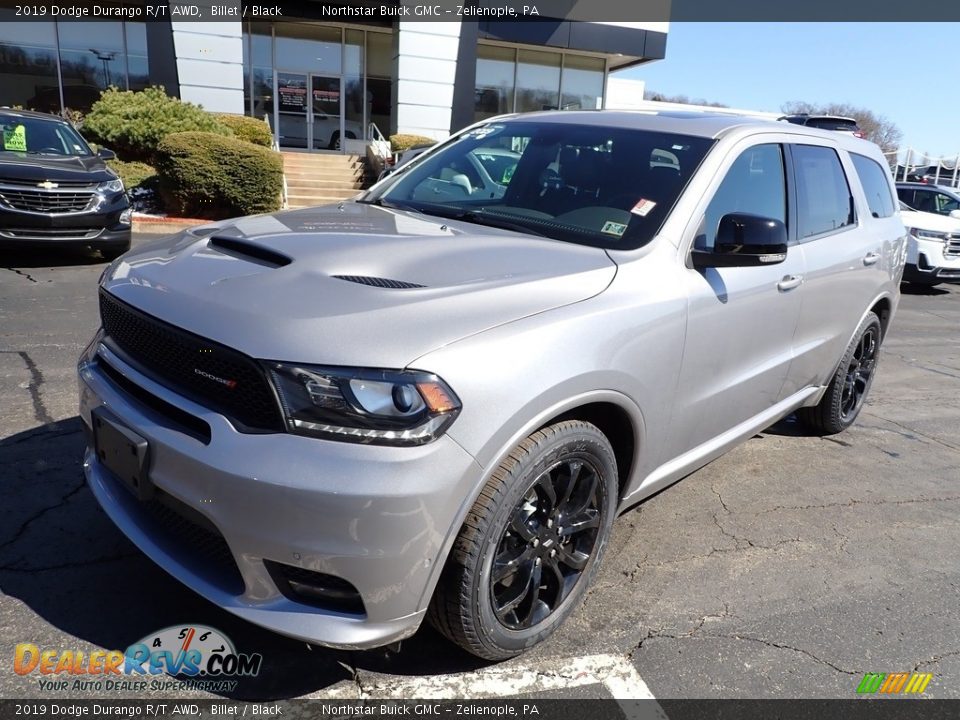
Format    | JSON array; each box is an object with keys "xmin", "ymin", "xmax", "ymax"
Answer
[
  {"xmin": 366, "ymin": 31, "xmax": 393, "ymax": 138},
  {"xmin": 344, "ymin": 29, "xmax": 364, "ymax": 143},
  {"xmin": 475, "ymin": 45, "xmax": 515, "ymax": 122},
  {"xmin": 0, "ymin": 14, "xmax": 61, "ymax": 112},
  {"xmin": 275, "ymin": 24, "xmax": 341, "ymax": 74},
  {"xmin": 58, "ymin": 21, "xmax": 127, "ymax": 110},
  {"xmin": 515, "ymin": 50, "xmax": 561, "ymax": 113},
  {"xmin": 126, "ymin": 22, "xmax": 149, "ymax": 91},
  {"xmin": 560, "ymin": 55, "xmax": 604, "ymax": 111}
]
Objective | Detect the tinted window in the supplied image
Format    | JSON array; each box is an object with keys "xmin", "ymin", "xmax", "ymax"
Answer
[
  {"xmin": 368, "ymin": 121, "xmax": 714, "ymax": 250},
  {"xmin": 793, "ymin": 145, "xmax": 854, "ymax": 238},
  {"xmin": 896, "ymin": 188, "xmax": 915, "ymax": 207},
  {"xmin": 698, "ymin": 144, "xmax": 786, "ymax": 250},
  {"xmin": 910, "ymin": 190, "xmax": 939, "ymax": 214},
  {"xmin": 851, "ymin": 154, "xmax": 896, "ymax": 218}
]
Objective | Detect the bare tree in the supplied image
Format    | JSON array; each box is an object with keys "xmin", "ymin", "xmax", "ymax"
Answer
[
  {"xmin": 646, "ymin": 90, "xmax": 728, "ymax": 108},
  {"xmin": 781, "ymin": 101, "xmax": 903, "ymax": 152}
]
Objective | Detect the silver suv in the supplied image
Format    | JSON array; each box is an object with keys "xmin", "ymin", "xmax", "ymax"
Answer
[{"xmin": 78, "ymin": 112, "xmax": 906, "ymax": 660}]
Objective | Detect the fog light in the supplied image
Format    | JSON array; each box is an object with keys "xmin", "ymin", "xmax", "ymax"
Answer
[{"xmin": 119, "ymin": 208, "xmax": 133, "ymax": 225}]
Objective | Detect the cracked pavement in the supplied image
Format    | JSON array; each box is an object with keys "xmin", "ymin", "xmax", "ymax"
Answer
[{"xmin": 1, "ymin": 239, "xmax": 959, "ymax": 699}]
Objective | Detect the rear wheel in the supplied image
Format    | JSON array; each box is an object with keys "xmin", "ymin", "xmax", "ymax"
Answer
[
  {"xmin": 798, "ymin": 311, "xmax": 882, "ymax": 434},
  {"xmin": 429, "ymin": 420, "xmax": 618, "ymax": 660}
]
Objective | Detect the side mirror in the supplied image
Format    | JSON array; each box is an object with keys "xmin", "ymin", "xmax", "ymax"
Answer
[
  {"xmin": 97, "ymin": 147, "xmax": 116, "ymax": 160},
  {"xmin": 692, "ymin": 213, "xmax": 788, "ymax": 269},
  {"xmin": 949, "ymin": 209, "xmax": 960, "ymax": 220}
]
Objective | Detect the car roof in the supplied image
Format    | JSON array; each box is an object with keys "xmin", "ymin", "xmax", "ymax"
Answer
[
  {"xmin": 896, "ymin": 182, "xmax": 960, "ymax": 192},
  {"xmin": 496, "ymin": 109, "xmax": 844, "ymax": 140},
  {"xmin": 0, "ymin": 108, "xmax": 69, "ymax": 123}
]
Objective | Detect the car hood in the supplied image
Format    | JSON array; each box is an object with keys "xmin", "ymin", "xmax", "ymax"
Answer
[
  {"xmin": 101, "ymin": 203, "xmax": 617, "ymax": 367},
  {"xmin": 900, "ymin": 208, "xmax": 960, "ymax": 233},
  {"xmin": 0, "ymin": 152, "xmax": 114, "ymax": 183}
]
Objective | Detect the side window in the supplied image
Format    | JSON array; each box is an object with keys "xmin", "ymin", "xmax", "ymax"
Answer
[
  {"xmin": 896, "ymin": 188, "xmax": 913, "ymax": 207},
  {"xmin": 936, "ymin": 192, "xmax": 960, "ymax": 214},
  {"xmin": 793, "ymin": 145, "xmax": 855, "ymax": 239},
  {"xmin": 851, "ymin": 154, "xmax": 896, "ymax": 218},
  {"xmin": 698, "ymin": 144, "xmax": 786, "ymax": 250},
  {"xmin": 911, "ymin": 190, "xmax": 937, "ymax": 214}
]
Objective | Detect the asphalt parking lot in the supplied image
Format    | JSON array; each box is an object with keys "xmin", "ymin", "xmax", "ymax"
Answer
[{"xmin": 2, "ymin": 231, "xmax": 959, "ymax": 701}]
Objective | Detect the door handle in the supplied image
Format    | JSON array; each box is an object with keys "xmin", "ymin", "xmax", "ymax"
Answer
[
  {"xmin": 777, "ymin": 275, "xmax": 803, "ymax": 292},
  {"xmin": 863, "ymin": 252, "xmax": 881, "ymax": 266}
]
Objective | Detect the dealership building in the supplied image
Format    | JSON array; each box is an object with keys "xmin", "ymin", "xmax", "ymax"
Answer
[{"xmin": 0, "ymin": 2, "xmax": 667, "ymax": 151}]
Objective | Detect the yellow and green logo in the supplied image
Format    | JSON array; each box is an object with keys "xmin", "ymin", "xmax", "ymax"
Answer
[{"xmin": 856, "ymin": 672, "xmax": 933, "ymax": 694}]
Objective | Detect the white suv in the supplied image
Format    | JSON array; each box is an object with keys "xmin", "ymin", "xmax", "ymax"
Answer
[{"xmin": 899, "ymin": 201, "xmax": 960, "ymax": 285}]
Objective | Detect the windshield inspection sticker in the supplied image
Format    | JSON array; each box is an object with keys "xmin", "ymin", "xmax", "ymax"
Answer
[
  {"xmin": 631, "ymin": 198, "xmax": 657, "ymax": 217},
  {"xmin": 2, "ymin": 124, "xmax": 27, "ymax": 152},
  {"xmin": 601, "ymin": 221, "xmax": 627, "ymax": 237}
]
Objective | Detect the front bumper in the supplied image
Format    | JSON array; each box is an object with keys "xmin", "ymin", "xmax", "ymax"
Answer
[
  {"xmin": 0, "ymin": 192, "xmax": 130, "ymax": 249},
  {"xmin": 905, "ymin": 237, "xmax": 960, "ymax": 283},
  {"xmin": 78, "ymin": 341, "xmax": 480, "ymax": 650}
]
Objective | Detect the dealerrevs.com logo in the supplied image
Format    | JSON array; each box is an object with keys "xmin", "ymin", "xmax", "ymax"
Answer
[
  {"xmin": 856, "ymin": 672, "xmax": 933, "ymax": 694},
  {"xmin": 14, "ymin": 625, "xmax": 262, "ymax": 693}
]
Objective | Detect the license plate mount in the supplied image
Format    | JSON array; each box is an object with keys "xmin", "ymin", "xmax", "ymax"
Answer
[{"xmin": 92, "ymin": 407, "xmax": 153, "ymax": 501}]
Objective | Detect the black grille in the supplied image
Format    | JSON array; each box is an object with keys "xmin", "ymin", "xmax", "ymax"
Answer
[
  {"xmin": 0, "ymin": 177, "xmax": 97, "ymax": 189},
  {"xmin": 0, "ymin": 186, "xmax": 96, "ymax": 213},
  {"xmin": 142, "ymin": 489, "xmax": 245, "ymax": 595},
  {"xmin": 332, "ymin": 274, "xmax": 425, "ymax": 289},
  {"xmin": 99, "ymin": 290, "xmax": 285, "ymax": 432}
]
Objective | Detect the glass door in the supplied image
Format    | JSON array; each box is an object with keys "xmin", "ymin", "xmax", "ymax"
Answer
[
  {"xmin": 275, "ymin": 71, "xmax": 309, "ymax": 149},
  {"xmin": 310, "ymin": 74, "xmax": 343, "ymax": 150}
]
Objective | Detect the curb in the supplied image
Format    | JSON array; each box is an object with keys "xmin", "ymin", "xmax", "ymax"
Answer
[{"xmin": 132, "ymin": 214, "xmax": 209, "ymax": 234}]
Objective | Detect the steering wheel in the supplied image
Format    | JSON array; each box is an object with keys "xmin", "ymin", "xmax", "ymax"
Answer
[{"xmin": 538, "ymin": 168, "xmax": 564, "ymax": 193}]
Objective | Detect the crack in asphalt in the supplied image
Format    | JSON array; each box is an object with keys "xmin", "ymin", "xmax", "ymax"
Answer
[
  {"xmin": 888, "ymin": 351, "xmax": 960, "ymax": 381},
  {"xmin": 759, "ymin": 495, "xmax": 960, "ymax": 515},
  {"xmin": 862, "ymin": 411, "xmax": 960, "ymax": 453},
  {"xmin": 914, "ymin": 650, "xmax": 960, "ymax": 672},
  {"xmin": 2, "ymin": 267, "xmax": 39, "ymax": 283},
  {"xmin": 0, "ymin": 480, "xmax": 86, "ymax": 552},
  {"xmin": 0, "ymin": 350, "xmax": 55, "ymax": 425},
  {"xmin": 704, "ymin": 634, "xmax": 858, "ymax": 675}
]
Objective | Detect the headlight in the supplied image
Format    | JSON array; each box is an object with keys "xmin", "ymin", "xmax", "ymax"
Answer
[
  {"xmin": 98, "ymin": 178, "xmax": 124, "ymax": 194},
  {"xmin": 909, "ymin": 227, "xmax": 948, "ymax": 241},
  {"xmin": 269, "ymin": 363, "xmax": 461, "ymax": 446}
]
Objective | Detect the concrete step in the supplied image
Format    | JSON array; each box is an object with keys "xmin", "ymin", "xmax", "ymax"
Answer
[
  {"xmin": 287, "ymin": 188, "xmax": 361, "ymax": 202},
  {"xmin": 287, "ymin": 177, "xmax": 363, "ymax": 192},
  {"xmin": 284, "ymin": 169, "xmax": 367, "ymax": 181},
  {"xmin": 281, "ymin": 154, "xmax": 364, "ymax": 166}
]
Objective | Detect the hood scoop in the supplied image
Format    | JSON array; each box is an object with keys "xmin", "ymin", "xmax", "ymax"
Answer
[
  {"xmin": 209, "ymin": 236, "xmax": 292, "ymax": 268},
  {"xmin": 332, "ymin": 275, "xmax": 426, "ymax": 289}
]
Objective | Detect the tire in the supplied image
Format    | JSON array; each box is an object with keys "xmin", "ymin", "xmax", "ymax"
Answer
[
  {"xmin": 428, "ymin": 420, "xmax": 618, "ymax": 660},
  {"xmin": 797, "ymin": 311, "xmax": 883, "ymax": 435},
  {"xmin": 99, "ymin": 241, "xmax": 131, "ymax": 261}
]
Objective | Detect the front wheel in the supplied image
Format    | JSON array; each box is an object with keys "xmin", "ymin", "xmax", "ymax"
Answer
[
  {"xmin": 798, "ymin": 311, "xmax": 883, "ymax": 435},
  {"xmin": 429, "ymin": 420, "xmax": 618, "ymax": 660}
]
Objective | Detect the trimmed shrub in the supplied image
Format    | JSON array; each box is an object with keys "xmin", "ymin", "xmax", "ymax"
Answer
[
  {"xmin": 214, "ymin": 113, "xmax": 273, "ymax": 147},
  {"xmin": 155, "ymin": 131, "xmax": 283, "ymax": 219},
  {"xmin": 390, "ymin": 133, "xmax": 435, "ymax": 153},
  {"xmin": 106, "ymin": 159, "xmax": 156, "ymax": 191},
  {"xmin": 84, "ymin": 87, "xmax": 231, "ymax": 162}
]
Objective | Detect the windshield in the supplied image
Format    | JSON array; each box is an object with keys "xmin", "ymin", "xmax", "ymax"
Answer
[
  {"xmin": 363, "ymin": 120, "xmax": 714, "ymax": 249},
  {"xmin": 0, "ymin": 114, "xmax": 93, "ymax": 157}
]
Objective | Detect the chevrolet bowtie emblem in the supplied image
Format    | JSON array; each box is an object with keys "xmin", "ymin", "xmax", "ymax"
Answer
[{"xmin": 37, "ymin": 181, "xmax": 59, "ymax": 189}]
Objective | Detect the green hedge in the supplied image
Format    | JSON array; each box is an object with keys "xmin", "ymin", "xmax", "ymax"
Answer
[
  {"xmin": 84, "ymin": 87, "xmax": 231, "ymax": 163},
  {"xmin": 106, "ymin": 159, "xmax": 156, "ymax": 191},
  {"xmin": 155, "ymin": 131, "xmax": 283, "ymax": 219},
  {"xmin": 390, "ymin": 134, "xmax": 435, "ymax": 153},
  {"xmin": 214, "ymin": 113, "xmax": 273, "ymax": 147}
]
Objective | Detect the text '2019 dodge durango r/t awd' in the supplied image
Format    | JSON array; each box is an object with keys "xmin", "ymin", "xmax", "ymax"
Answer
[{"xmin": 78, "ymin": 112, "xmax": 906, "ymax": 660}]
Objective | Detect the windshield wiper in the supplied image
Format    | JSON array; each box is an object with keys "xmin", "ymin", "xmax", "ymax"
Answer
[{"xmin": 413, "ymin": 205, "xmax": 548, "ymax": 238}]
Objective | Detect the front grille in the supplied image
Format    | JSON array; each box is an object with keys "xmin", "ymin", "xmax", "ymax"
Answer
[
  {"xmin": 0, "ymin": 177, "xmax": 97, "ymax": 189},
  {"xmin": 0, "ymin": 227, "xmax": 102, "ymax": 240},
  {"xmin": 0, "ymin": 185, "xmax": 97, "ymax": 214},
  {"xmin": 142, "ymin": 489, "xmax": 245, "ymax": 595},
  {"xmin": 99, "ymin": 290, "xmax": 285, "ymax": 432},
  {"xmin": 945, "ymin": 234, "xmax": 960, "ymax": 258}
]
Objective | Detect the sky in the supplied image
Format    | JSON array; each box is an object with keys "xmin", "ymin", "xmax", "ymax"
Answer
[{"xmin": 622, "ymin": 23, "xmax": 960, "ymax": 160}]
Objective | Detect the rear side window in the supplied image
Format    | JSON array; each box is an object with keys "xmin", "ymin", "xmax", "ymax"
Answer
[
  {"xmin": 851, "ymin": 153, "xmax": 896, "ymax": 218},
  {"xmin": 793, "ymin": 145, "xmax": 855, "ymax": 238}
]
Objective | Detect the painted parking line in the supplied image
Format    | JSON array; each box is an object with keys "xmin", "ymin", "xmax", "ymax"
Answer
[{"xmin": 316, "ymin": 653, "xmax": 663, "ymax": 710}]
